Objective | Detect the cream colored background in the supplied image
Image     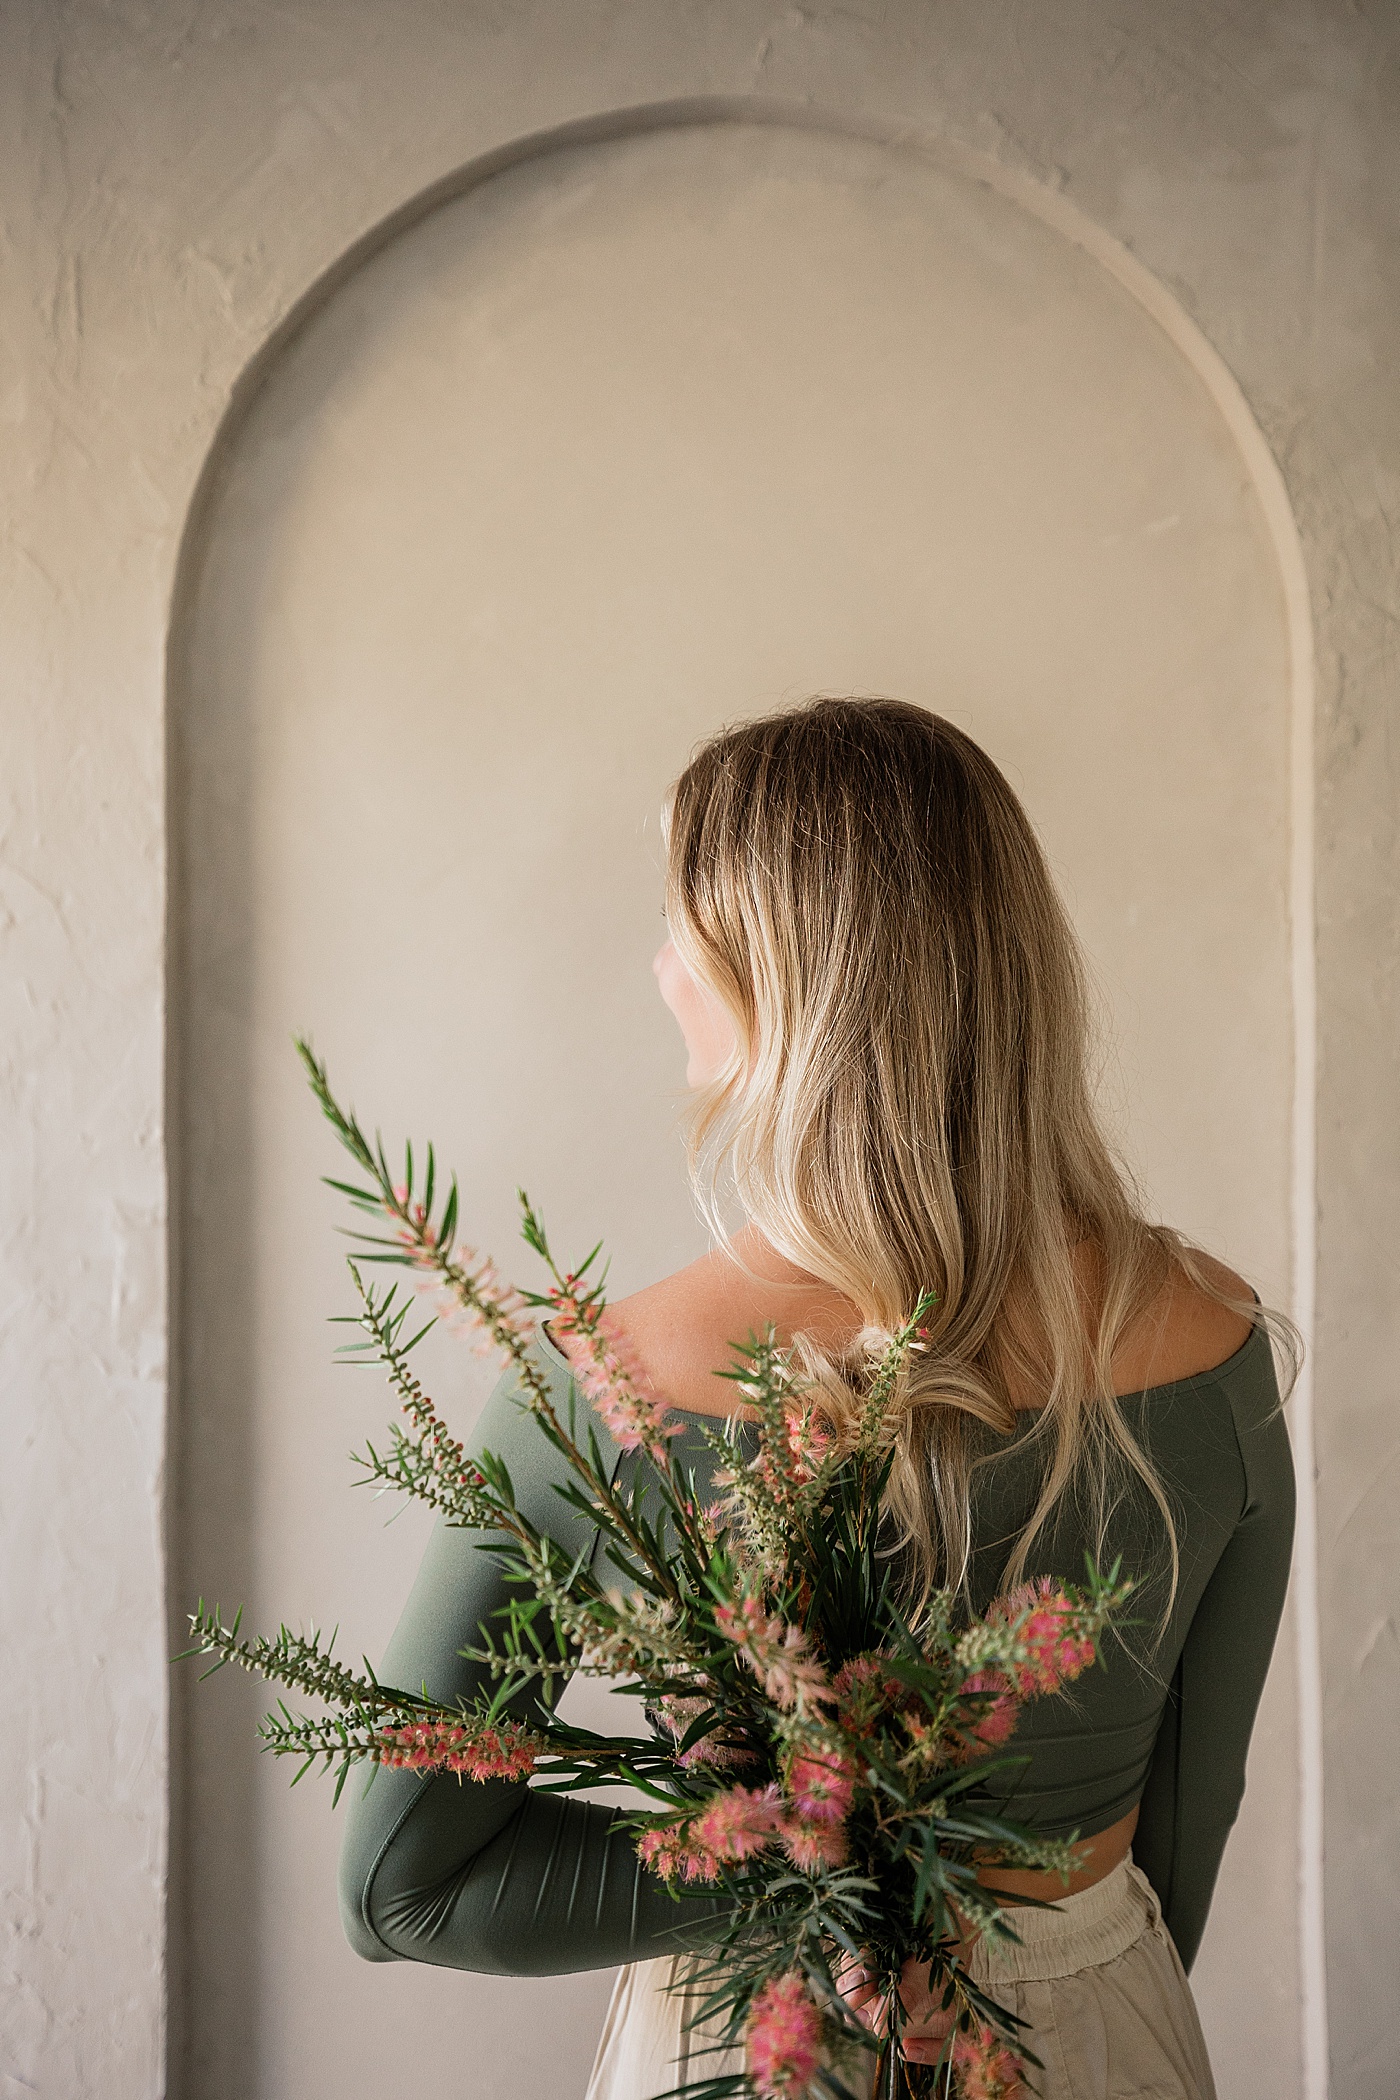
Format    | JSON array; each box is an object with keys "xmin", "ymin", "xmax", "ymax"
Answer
[{"xmin": 4, "ymin": 7, "xmax": 1397, "ymax": 2100}]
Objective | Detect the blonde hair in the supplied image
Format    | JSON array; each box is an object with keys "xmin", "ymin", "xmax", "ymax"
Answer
[{"xmin": 662, "ymin": 695, "xmax": 1291, "ymax": 1619}]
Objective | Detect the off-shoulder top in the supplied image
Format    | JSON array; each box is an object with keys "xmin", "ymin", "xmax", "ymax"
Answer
[{"xmin": 338, "ymin": 1315, "xmax": 1294, "ymax": 1976}]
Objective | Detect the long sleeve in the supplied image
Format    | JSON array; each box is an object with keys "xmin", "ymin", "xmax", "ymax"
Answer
[
  {"xmin": 337, "ymin": 1337, "xmax": 726, "ymax": 1974},
  {"xmin": 1131, "ymin": 1364, "xmax": 1297, "ymax": 1970}
]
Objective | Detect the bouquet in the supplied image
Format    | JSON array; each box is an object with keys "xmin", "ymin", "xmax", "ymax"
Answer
[{"xmin": 185, "ymin": 1045, "xmax": 1131, "ymax": 2100}]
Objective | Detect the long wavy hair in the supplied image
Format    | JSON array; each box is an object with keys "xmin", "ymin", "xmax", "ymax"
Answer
[{"xmin": 662, "ymin": 695, "xmax": 1291, "ymax": 1618}]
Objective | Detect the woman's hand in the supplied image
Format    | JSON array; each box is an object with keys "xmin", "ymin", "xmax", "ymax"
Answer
[{"xmin": 836, "ymin": 1953, "xmax": 957, "ymax": 2068}]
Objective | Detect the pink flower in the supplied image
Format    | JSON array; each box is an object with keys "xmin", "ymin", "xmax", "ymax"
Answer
[
  {"xmin": 388, "ymin": 1190, "xmax": 536, "ymax": 1360},
  {"xmin": 782, "ymin": 1405, "xmax": 831, "ymax": 1485},
  {"xmin": 951, "ymin": 2024, "xmax": 1024, "ymax": 2099},
  {"xmin": 714, "ymin": 1594, "xmax": 834, "ymax": 1713},
  {"xmin": 655, "ymin": 1689, "xmax": 709, "ymax": 1737},
  {"xmin": 676, "ymin": 1734, "xmax": 755, "ymax": 1772},
  {"xmin": 590, "ymin": 1380, "xmax": 677, "ymax": 1455},
  {"xmin": 636, "ymin": 1821, "xmax": 721, "ymax": 1885},
  {"xmin": 547, "ymin": 1295, "xmax": 677, "ymax": 1458},
  {"xmin": 779, "ymin": 1817, "xmax": 849, "ymax": 1873},
  {"xmin": 654, "ymin": 1690, "xmax": 751, "ymax": 1771},
  {"xmin": 786, "ymin": 1749, "xmax": 856, "ymax": 1827},
  {"xmin": 745, "ymin": 1974, "xmax": 824, "ymax": 2099},
  {"xmin": 960, "ymin": 1670, "xmax": 1022, "ymax": 1750},
  {"xmin": 373, "ymin": 1717, "xmax": 538, "ymax": 1781},
  {"xmin": 833, "ymin": 1653, "xmax": 905, "ymax": 1735},
  {"xmin": 438, "ymin": 1250, "xmax": 537, "ymax": 1355},
  {"xmin": 991, "ymin": 1578, "xmax": 1097, "ymax": 1696},
  {"xmin": 691, "ymin": 1784, "xmax": 784, "ymax": 1863},
  {"xmin": 639, "ymin": 1788, "xmax": 783, "ymax": 1883}
]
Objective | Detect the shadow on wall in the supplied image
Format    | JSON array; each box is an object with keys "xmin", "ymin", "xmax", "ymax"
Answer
[
  {"xmin": 168, "ymin": 109, "xmax": 1300, "ymax": 2100},
  {"xmin": 167, "ymin": 515, "xmax": 260, "ymax": 2099}
]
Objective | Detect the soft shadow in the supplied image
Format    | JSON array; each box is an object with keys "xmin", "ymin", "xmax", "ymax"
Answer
[{"xmin": 166, "ymin": 437, "xmax": 266, "ymax": 2100}]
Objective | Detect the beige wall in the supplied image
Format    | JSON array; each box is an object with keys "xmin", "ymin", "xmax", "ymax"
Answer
[{"xmin": 4, "ymin": 7, "xmax": 1397, "ymax": 2100}]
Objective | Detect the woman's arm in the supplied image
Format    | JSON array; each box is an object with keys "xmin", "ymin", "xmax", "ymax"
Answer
[
  {"xmin": 337, "ymin": 1338, "xmax": 724, "ymax": 1974},
  {"xmin": 1131, "ymin": 1361, "xmax": 1297, "ymax": 1970}
]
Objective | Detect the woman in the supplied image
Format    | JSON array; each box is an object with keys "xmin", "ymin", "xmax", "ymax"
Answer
[{"xmin": 339, "ymin": 698, "xmax": 1296, "ymax": 2100}]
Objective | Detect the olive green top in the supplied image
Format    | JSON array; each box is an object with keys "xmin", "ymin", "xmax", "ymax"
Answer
[{"xmin": 338, "ymin": 1317, "xmax": 1293, "ymax": 1976}]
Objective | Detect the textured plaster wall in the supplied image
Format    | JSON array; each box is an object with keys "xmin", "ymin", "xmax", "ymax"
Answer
[{"xmin": 2, "ymin": 5, "xmax": 1396, "ymax": 2099}]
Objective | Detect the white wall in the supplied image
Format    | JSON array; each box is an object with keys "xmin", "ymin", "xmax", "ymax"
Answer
[
  {"xmin": 4, "ymin": 7, "xmax": 1398, "ymax": 2100},
  {"xmin": 174, "ymin": 120, "xmax": 1297, "ymax": 2099}
]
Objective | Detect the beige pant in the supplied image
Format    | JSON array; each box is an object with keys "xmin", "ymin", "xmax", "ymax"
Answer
[{"xmin": 584, "ymin": 1858, "xmax": 1216, "ymax": 2100}]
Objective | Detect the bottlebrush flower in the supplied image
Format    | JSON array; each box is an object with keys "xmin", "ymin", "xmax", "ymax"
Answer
[
  {"xmin": 698, "ymin": 1499, "xmax": 727, "ymax": 1544},
  {"xmin": 546, "ymin": 1291, "xmax": 676, "ymax": 1457},
  {"xmin": 786, "ymin": 1749, "xmax": 857, "ymax": 1826},
  {"xmin": 637, "ymin": 1820, "xmax": 721, "ymax": 1885},
  {"xmin": 652, "ymin": 1686, "xmax": 751, "ymax": 1769},
  {"xmin": 691, "ymin": 1783, "xmax": 784, "ymax": 1862},
  {"xmin": 745, "ymin": 1974, "xmax": 824, "ymax": 2098},
  {"xmin": 741, "ymin": 1402, "xmax": 829, "ymax": 1499},
  {"xmin": 677, "ymin": 1735, "xmax": 753, "ymax": 1771},
  {"xmin": 655, "ymin": 1688, "xmax": 710, "ymax": 1737},
  {"xmin": 784, "ymin": 1404, "xmax": 831, "ymax": 1482},
  {"xmin": 958, "ymin": 1670, "xmax": 1022, "ymax": 1751},
  {"xmin": 442, "ymin": 1259, "xmax": 537, "ymax": 1355},
  {"xmin": 714, "ymin": 1594, "xmax": 834, "ymax": 1714},
  {"xmin": 833, "ymin": 1653, "xmax": 905, "ymax": 1735},
  {"xmin": 391, "ymin": 1192, "xmax": 536, "ymax": 1359},
  {"xmin": 951, "ymin": 2023, "xmax": 1024, "ymax": 2099},
  {"xmin": 576, "ymin": 1588, "xmax": 690, "ymax": 1679},
  {"xmin": 992, "ymin": 1577, "xmax": 1098, "ymax": 1696},
  {"xmin": 779, "ymin": 1816, "xmax": 850, "ymax": 1873},
  {"xmin": 373, "ymin": 1717, "xmax": 539, "ymax": 1781},
  {"xmin": 224, "ymin": 1060, "xmax": 1137, "ymax": 2100},
  {"xmin": 589, "ymin": 1378, "xmax": 677, "ymax": 1457},
  {"xmin": 743, "ymin": 1965, "xmax": 822, "ymax": 2100}
]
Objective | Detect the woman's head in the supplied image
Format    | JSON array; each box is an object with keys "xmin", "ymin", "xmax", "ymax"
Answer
[
  {"xmin": 659, "ymin": 696, "xmax": 1242, "ymax": 1607},
  {"xmin": 662, "ymin": 697, "xmax": 1112, "ymax": 1326}
]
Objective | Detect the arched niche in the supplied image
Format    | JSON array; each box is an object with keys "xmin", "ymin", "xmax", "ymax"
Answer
[{"xmin": 169, "ymin": 112, "xmax": 1307, "ymax": 2100}]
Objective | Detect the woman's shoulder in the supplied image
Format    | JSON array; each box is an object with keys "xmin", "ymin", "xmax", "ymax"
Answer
[
  {"xmin": 593, "ymin": 1266, "xmax": 732, "ymax": 1416},
  {"xmin": 1107, "ymin": 1248, "xmax": 1257, "ymax": 1399},
  {"xmin": 596, "ymin": 1236, "xmax": 1263, "ymax": 1417},
  {"xmin": 604, "ymin": 1232, "xmax": 861, "ymax": 1418},
  {"xmin": 1111, "ymin": 1254, "xmax": 1292, "ymax": 1532}
]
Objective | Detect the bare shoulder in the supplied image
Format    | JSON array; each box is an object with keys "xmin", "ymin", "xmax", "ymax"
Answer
[
  {"xmin": 1110, "ymin": 1246, "xmax": 1256, "ymax": 1395},
  {"xmin": 601, "ymin": 1237, "xmax": 861, "ymax": 1419},
  {"xmin": 601, "ymin": 1264, "xmax": 757, "ymax": 1418},
  {"xmin": 578, "ymin": 1237, "xmax": 1256, "ymax": 1416}
]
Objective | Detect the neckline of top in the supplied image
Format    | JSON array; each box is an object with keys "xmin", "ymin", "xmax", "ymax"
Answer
[{"xmin": 532, "ymin": 1308, "xmax": 1270, "ymax": 1423}]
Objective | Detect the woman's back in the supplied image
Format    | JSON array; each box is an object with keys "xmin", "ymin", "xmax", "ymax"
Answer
[
  {"xmin": 589, "ymin": 1231, "xmax": 1294, "ymax": 1973},
  {"xmin": 339, "ymin": 1285, "xmax": 1291, "ymax": 1968}
]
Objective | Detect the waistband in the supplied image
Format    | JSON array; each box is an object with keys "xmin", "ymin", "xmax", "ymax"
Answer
[{"xmin": 964, "ymin": 1855, "xmax": 1161, "ymax": 1985}]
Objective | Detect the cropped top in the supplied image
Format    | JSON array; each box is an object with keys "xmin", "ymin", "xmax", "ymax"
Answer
[{"xmin": 338, "ymin": 1316, "xmax": 1294, "ymax": 1977}]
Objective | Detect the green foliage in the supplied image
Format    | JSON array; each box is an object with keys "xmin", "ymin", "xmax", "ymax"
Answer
[{"xmin": 181, "ymin": 1045, "xmax": 1135, "ymax": 2100}]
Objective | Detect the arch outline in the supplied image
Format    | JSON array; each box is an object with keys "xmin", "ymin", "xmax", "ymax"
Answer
[{"xmin": 163, "ymin": 94, "xmax": 1322, "ymax": 2098}]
